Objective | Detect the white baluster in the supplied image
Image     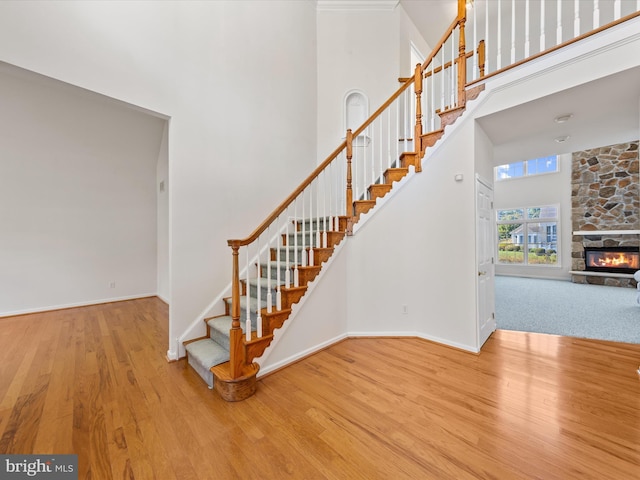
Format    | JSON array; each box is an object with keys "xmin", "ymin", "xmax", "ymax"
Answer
[
  {"xmin": 388, "ymin": 90, "xmax": 398, "ymax": 166},
  {"xmin": 375, "ymin": 115, "xmax": 379, "ymax": 185},
  {"xmin": 511, "ymin": 0, "xmax": 516, "ymax": 64},
  {"xmin": 316, "ymin": 178, "xmax": 322, "ymax": 249},
  {"xmin": 402, "ymin": 87, "xmax": 408, "ymax": 152},
  {"xmin": 593, "ymin": 0, "xmax": 600, "ymax": 29},
  {"xmin": 497, "ymin": 0, "xmax": 502, "ymax": 69},
  {"xmin": 256, "ymin": 236, "xmax": 262, "ymax": 338},
  {"xmin": 525, "ymin": 0, "xmax": 530, "ymax": 57},
  {"xmin": 472, "ymin": 0, "xmax": 477, "ymax": 80},
  {"xmin": 245, "ymin": 248, "xmax": 251, "ymax": 341},
  {"xmin": 614, "ymin": 0, "xmax": 621, "ymax": 20},
  {"xmin": 322, "ymin": 170, "xmax": 327, "ymax": 248},
  {"xmin": 374, "ymin": 112, "xmax": 384, "ymax": 183},
  {"xmin": 440, "ymin": 47, "xmax": 445, "ymax": 111},
  {"xmin": 574, "ymin": 0, "xmax": 580, "ymax": 37},
  {"xmin": 293, "ymin": 199, "xmax": 299, "ymax": 288},
  {"xmin": 352, "ymin": 139, "xmax": 358, "ymax": 202},
  {"xmin": 301, "ymin": 189, "xmax": 307, "ymax": 267},
  {"xmin": 361, "ymin": 131, "xmax": 367, "ymax": 201},
  {"xmin": 388, "ymin": 105, "xmax": 392, "ymax": 171},
  {"xmin": 556, "ymin": 0, "xmax": 563, "ymax": 45},
  {"xmin": 308, "ymin": 184, "xmax": 314, "ymax": 267},
  {"xmin": 485, "ymin": 0, "xmax": 490, "ymax": 73},
  {"xmin": 333, "ymin": 159, "xmax": 340, "ymax": 232},
  {"xmin": 284, "ymin": 206, "xmax": 290, "ymax": 290},
  {"xmin": 450, "ymin": 30, "xmax": 455, "ymax": 107},
  {"xmin": 277, "ymin": 214, "xmax": 282, "ymax": 310},
  {"xmin": 310, "ymin": 182, "xmax": 315, "ymax": 262},
  {"xmin": 430, "ymin": 65, "xmax": 435, "ymax": 130},
  {"xmin": 266, "ymin": 226, "xmax": 272, "ymax": 314},
  {"xmin": 540, "ymin": 0, "xmax": 546, "ymax": 52}
]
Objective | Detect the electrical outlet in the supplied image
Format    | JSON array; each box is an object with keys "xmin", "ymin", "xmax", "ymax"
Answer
[
  {"xmin": 109, "ymin": 281, "xmax": 116, "ymax": 289},
  {"xmin": 402, "ymin": 304, "xmax": 408, "ymax": 314}
]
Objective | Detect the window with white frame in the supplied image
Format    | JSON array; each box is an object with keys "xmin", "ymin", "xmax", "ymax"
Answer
[
  {"xmin": 497, "ymin": 205, "xmax": 559, "ymax": 266},
  {"xmin": 495, "ymin": 155, "xmax": 558, "ymax": 181}
]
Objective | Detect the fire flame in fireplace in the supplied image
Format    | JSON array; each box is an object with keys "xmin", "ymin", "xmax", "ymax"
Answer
[{"xmin": 589, "ymin": 253, "xmax": 640, "ymax": 269}]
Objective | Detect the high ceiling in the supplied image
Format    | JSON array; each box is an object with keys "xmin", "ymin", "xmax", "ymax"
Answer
[
  {"xmin": 399, "ymin": 0, "xmax": 456, "ymax": 49},
  {"xmin": 399, "ymin": 0, "xmax": 640, "ymax": 165}
]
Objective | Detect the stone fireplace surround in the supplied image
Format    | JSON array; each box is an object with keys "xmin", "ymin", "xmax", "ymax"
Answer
[{"xmin": 571, "ymin": 140, "xmax": 639, "ymax": 288}]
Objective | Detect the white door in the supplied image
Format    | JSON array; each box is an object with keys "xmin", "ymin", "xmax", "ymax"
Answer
[{"xmin": 476, "ymin": 175, "xmax": 496, "ymax": 348}]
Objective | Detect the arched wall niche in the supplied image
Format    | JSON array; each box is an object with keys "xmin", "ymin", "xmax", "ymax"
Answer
[{"xmin": 344, "ymin": 90, "xmax": 369, "ymax": 146}]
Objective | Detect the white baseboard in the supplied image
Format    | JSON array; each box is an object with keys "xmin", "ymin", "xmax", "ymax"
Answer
[
  {"xmin": 257, "ymin": 330, "xmax": 478, "ymax": 377},
  {"xmin": 347, "ymin": 330, "xmax": 479, "ymax": 353},
  {"xmin": 156, "ymin": 294, "xmax": 170, "ymax": 305},
  {"xmin": 257, "ymin": 332, "xmax": 348, "ymax": 377},
  {"xmin": 0, "ymin": 293, "xmax": 159, "ymax": 318}
]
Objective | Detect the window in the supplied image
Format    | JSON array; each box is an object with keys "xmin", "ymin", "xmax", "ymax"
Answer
[
  {"xmin": 495, "ymin": 155, "xmax": 558, "ymax": 181},
  {"xmin": 497, "ymin": 205, "xmax": 559, "ymax": 266}
]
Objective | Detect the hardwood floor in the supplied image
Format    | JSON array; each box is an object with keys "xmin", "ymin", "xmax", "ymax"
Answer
[{"xmin": 1, "ymin": 297, "xmax": 639, "ymax": 479}]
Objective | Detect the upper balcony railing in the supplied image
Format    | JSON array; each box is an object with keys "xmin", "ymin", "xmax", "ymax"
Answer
[{"xmin": 465, "ymin": 0, "xmax": 640, "ymax": 83}]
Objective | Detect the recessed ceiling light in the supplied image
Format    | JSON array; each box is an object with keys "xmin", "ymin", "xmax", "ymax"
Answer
[
  {"xmin": 555, "ymin": 135, "xmax": 570, "ymax": 143},
  {"xmin": 554, "ymin": 114, "xmax": 573, "ymax": 123}
]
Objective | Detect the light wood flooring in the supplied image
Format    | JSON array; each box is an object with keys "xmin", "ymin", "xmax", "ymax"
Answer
[{"xmin": 1, "ymin": 297, "xmax": 639, "ymax": 479}]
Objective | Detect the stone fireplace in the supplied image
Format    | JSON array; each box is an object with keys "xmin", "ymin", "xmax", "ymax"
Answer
[{"xmin": 571, "ymin": 140, "xmax": 639, "ymax": 287}]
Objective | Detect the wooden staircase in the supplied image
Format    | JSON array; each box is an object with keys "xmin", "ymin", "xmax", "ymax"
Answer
[
  {"xmin": 183, "ymin": 102, "xmax": 475, "ymax": 400},
  {"xmin": 183, "ymin": 0, "xmax": 492, "ymax": 401},
  {"xmin": 179, "ymin": 0, "xmax": 640, "ymax": 402}
]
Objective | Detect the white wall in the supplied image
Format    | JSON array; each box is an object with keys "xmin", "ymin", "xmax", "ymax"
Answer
[
  {"xmin": 316, "ymin": 3, "xmax": 426, "ymax": 161},
  {"xmin": 397, "ymin": 3, "xmax": 431, "ymax": 74},
  {"xmin": 345, "ymin": 117, "xmax": 479, "ymax": 352},
  {"xmin": 0, "ymin": 65, "xmax": 165, "ymax": 315},
  {"xmin": 0, "ymin": 1, "xmax": 318, "ymax": 357},
  {"xmin": 493, "ymin": 154, "xmax": 573, "ymax": 280}
]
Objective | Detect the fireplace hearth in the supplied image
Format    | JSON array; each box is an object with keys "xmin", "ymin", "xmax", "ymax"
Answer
[{"xmin": 584, "ymin": 247, "xmax": 640, "ymax": 274}]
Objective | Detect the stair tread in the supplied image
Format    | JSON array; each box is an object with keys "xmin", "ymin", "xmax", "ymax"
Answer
[
  {"xmin": 185, "ymin": 338, "xmax": 229, "ymax": 369},
  {"xmin": 207, "ymin": 314, "xmax": 233, "ymax": 330},
  {"xmin": 224, "ymin": 295, "xmax": 269, "ymax": 311},
  {"xmin": 246, "ymin": 277, "xmax": 286, "ymax": 288}
]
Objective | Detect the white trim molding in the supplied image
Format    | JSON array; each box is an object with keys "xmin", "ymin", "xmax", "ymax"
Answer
[{"xmin": 317, "ymin": 0, "xmax": 399, "ymax": 12}]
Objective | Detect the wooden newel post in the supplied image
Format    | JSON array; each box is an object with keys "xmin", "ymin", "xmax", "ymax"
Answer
[
  {"xmin": 457, "ymin": 0, "xmax": 467, "ymax": 108},
  {"xmin": 413, "ymin": 63, "xmax": 423, "ymax": 158},
  {"xmin": 345, "ymin": 129, "xmax": 354, "ymax": 233},
  {"xmin": 228, "ymin": 243, "xmax": 244, "ymax": 378}
]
